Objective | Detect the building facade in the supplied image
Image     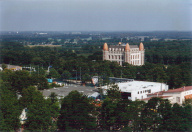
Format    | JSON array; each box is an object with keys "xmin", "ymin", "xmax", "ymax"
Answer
[
  {"xmin": 103, "ymin": 42, "xmax": 145, "ymax": 66},
  {"xmin": 144, "ymin": 86, "xmax": 192, "ymax": 105}
]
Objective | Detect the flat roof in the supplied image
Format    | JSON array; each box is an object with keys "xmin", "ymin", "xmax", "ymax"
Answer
[
  {"xmin": 102, "ymin": 81, "xmax": 167, "ymax": 92},
  {"xmin": 41, "ymin": 84, "xmax": 97, "ymax": 98}
]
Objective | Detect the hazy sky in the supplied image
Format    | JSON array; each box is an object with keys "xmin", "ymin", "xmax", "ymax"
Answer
[{"xmin": 0, "ymin": 0, "xmax": 191, "ymax": 31}]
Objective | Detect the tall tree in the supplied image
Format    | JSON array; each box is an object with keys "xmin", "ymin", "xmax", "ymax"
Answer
[
  {"xmin": 100, "ymin": 84, "xmax": 121, "ymax": 130},
  {"xmin": 23, "ymin": 86, "xmax": 52, "ymax": 131},
  {"xmin": 1, "ymin": 70, "xmax": 33, "ymax": 93},
  {"xmin": 62, "ymin": 70, "xmax": 71, "ymax": 79},
  {"xmin": 0, "ymin": 84, "xmax": 21, "ymax": 131},
  {"xmin": 49, "ymin": 68, "xmax": 61, "ymax": 79},
  {"xmin": 100, "ymin": 98, "xmax": 118, "ymax": 131},
  {"xmin": 106, "ymin": 84, "xmax": 121, "ymax": 100},
  {"xmin": 140, "ymin": 97, "xmax": 164, "ymax": 131},
  {"xmin": 57, "ymin": 90, "xmax": 96, "ymax": 131}
]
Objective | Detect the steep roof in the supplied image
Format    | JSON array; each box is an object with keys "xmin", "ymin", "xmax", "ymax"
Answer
[
  {"xmin": 103, "ymin": 43, "xmax": 108, "ymax": 51},
  {"xmin": 139, "ymin": 42, "xmax": 144, "ymax": 51},
  {"xmin": 125, "ymin": 43, "xmax": 130, "ymax": 51},
  {"xmin": 147, "ymin": 91, "xmax": 164, "ymax": 96},
  {"xmin": 109, "ymin": 45, "xmax": 138, "ymax": 49},
  {"xmin": 163, "ymin": 86, "xmax": 192, "ymax": 93},
  {"xmin": 141, "ymin": 96, "xmax": 172, "ymax": 101},
  {"xmin": 185, "ymin": 94, "xmax": 192, "ymax": 99},
  {"xmin": 130, "ymin": 45, "xmax": 138, "ymax": 48},
  {"xmin": 148, "ymin": 86, "xmax": 192, "ymax": 96}
]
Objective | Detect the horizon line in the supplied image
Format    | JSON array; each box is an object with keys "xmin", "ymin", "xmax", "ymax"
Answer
[{"xmin": 1, "ymin": 30, "xmax": 192, "ymax": 33}]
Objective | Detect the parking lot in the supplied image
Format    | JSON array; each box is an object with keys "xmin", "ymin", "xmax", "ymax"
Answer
[{"xmin": 41, "ymin": 84, "xmax": 98, "ymax": 99}]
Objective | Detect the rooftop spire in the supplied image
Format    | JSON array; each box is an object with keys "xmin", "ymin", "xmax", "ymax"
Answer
[
  {"xmin": 103, "ymin": 43, "xmax": 108, "ymax": 51},
  {"xmin": 139, "ymin": 42, "xmax": 144, "ymax": 51},
  {"xmin": 125, "ymin": 43, "xmax": 130, "ymax": 51}
]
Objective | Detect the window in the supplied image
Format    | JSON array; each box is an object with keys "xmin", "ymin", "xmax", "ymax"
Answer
[
  {"xmin": 148, "ymin": 90, "xmax": 151, "ymax": 93},
  {"xmin": 138, "ymin": 91, "xmax": 139, "ymax": 94},
  {"xmin": 135, "ymin": 97, "xmax": 137, "ymax": 100},
  {"xmin": 176, "ymin": 97, "xmax": 180, "ymax": 103}
]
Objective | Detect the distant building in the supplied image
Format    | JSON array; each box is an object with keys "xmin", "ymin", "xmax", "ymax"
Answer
[
  {"xmin": 103, "ymin": 42, "xmax": 145, "ymax": 66},
  {"xmin": 20, "ymin": 108, "xmax": 28, "ymax": 125},
  {"xmin": 102, "ymin": 81, "xmax": 169, "ymax": 101},
  {"xmin": 0, "ymin": 64, "xmax": 22, "ymax": 71},
  {"xmin": 91, "ymin": 76, "xmax": 134, "ymax": 86},
  {"xmin": 143, "ymin": 86, "xmax": 192, "ymax": 105}
]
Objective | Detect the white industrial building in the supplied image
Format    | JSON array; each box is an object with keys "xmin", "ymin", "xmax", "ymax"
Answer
[{"xmin": 102, "ymin": 80, "xmax": 169, "ymax": 101}]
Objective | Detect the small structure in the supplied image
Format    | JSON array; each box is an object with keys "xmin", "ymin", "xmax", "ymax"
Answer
[
  {"xmin": 143, "ymin": 86, "xmax": 192, "ymax": 104},
  {"xmin": 91, "ymin": 76, "xmax": 134, "ymax": 86},
  {"xmin": 20, "ymin": 108, "xmax": 28, "ymax": 125},
  {"xmin": 109, "ymin": 77, "xmax": 134, "ymax": 83},
  {"xmin": 0, "ymin": 64, "xmax": 22, "ymax": 71},
  {"xmin": 88, "ymin": 92, "xmax": 100, "ymax": 100},
  {"xmin": 47, "ymin": 79, "xmax": 53, "ymax": 83}
]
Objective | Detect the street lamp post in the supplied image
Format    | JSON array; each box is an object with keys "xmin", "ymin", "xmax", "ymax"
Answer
[
  {"xmin": 80, "ymin": 67, "xmax": 81, "ymax": 82},
  {"xmin": 74, "ymin": 70, "xmax": 77, "ymax": 84}
]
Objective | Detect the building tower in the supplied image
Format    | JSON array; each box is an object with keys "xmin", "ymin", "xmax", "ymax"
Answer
[
  {"xmin": 103, "ymin": 43, "xmax": 109, "ymax": 60},
  {"xmin": 125, "ymin": 43, "xmax": 130, "ymax": 63},
  {"xmin": 139, "ymin": 42, "xmax": 145, "ymax": 65}
]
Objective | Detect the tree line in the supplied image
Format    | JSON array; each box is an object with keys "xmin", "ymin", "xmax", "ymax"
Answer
[{"xmin": 0, "ymin": 41, "xmax": 191, "ymax": 89}]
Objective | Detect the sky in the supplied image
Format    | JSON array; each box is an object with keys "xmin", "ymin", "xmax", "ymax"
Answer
[{"xmin": 0, "ymin": 0, "xmax": 191, "ymax": 31}]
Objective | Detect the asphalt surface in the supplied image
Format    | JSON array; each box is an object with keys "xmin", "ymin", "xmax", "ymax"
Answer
[{"xmin": 41, "ymin": 84, "xmax": 97, "ymax": 99}]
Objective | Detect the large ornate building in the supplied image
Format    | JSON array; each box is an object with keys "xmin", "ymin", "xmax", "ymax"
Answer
[{"xmin": 103, "ymin": 42, "xmax": 145, "ymax": 66}]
